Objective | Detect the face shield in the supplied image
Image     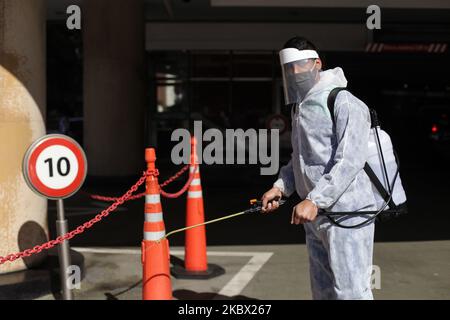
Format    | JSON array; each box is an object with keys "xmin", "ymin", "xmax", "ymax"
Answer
[{"xmin": 279, "ymin": 48, "xmax": 320, "ymax": 105}]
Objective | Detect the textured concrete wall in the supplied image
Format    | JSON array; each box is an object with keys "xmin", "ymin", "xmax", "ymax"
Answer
[
  {"xmin": 0, "ymin": 0, "xmax": 48, "ymax": 274},
  {"xmin": 83, "ymin": 0, "xmax": 145, "ymax": 177}
]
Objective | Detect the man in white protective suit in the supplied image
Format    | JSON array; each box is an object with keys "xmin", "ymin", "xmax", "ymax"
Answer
[{"xmin": 261, "ymin": 36, "xmax": 378, "ymax": 300}]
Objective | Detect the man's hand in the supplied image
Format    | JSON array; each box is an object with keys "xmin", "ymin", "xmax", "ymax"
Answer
[
  {"xmin": 291, "ymin": 199, "xmax": 318, "ymax": 224},
  {"xmin": 261, "ymin": 187, "xmax": 283, "ymax": 213}
]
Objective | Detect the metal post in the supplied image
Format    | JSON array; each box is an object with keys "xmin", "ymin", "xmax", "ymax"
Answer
[{"xmin": 56, "ymin": 199, "xmax": 73, "ymax": 300}]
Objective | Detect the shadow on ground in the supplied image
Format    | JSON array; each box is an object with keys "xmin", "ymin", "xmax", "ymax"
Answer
[{"xmin": 173, "ymin": 289, "xmax": 256, "ymax": 300}]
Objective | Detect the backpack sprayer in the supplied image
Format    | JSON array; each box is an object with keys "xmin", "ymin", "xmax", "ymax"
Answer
[
  {"xmin": 244, "ymin": 89, "xmax": 409, "ymax": 229},
  {"xmin": 319, "ymin": 87, "xmax": 408, "ymax": 228}
]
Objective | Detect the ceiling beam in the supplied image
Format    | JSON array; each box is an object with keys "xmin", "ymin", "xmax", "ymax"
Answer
[
  {"xmin": 211, "ymin": 0, "xmax": 450, "ymax": 9},
  {"xmin": 146, "ymin": 22, "xmax": 369, "ymax": 51}
]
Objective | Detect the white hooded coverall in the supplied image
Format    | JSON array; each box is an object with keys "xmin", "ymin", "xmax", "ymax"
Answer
[{"xmin": 274, "ymin": 67, "xmax": 377, "ymax": 300}]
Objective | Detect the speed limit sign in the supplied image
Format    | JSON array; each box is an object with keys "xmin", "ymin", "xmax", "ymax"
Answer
[
  {"xmin": 22, "ymin": 134, "xmax": 87, "ymax": 300},
  {"xmin": 23, "ymin": 134, "xmax": 87, "ymax": 200}
]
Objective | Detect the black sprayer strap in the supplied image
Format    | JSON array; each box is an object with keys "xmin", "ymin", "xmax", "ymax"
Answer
[
  {"xmin": 327, "ymin": 87, "xmax": 347, "ymax": 126},
  {"xmin": 363, "ymin": 163, "xmax": 396, "ymax": 209}
]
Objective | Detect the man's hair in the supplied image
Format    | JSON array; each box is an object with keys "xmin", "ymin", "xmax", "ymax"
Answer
[
  {"xmin": 283, "ymin": 36, "xmax": 322, "ymax": 68},
  {"xmin": 283, "ymin": 36, "xmax": 318, "ymax": 52}
]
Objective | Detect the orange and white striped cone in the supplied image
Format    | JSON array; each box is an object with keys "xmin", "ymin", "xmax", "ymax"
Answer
[
  {"xmin": 171, "ymin": 137, "xmax": 225, "ymax": 279},
  {"xmin": 142, "ymin": 148, "xmax": 172, "ymax": 300}
]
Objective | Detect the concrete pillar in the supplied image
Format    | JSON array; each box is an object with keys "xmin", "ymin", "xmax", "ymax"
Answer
[
  {"xmin": 0, "ymin": 0, "xmax": 48, "ymax": 274},
  {"xmin": 83, "ymin": 0, "xmax": 146, "ymax": 177}
]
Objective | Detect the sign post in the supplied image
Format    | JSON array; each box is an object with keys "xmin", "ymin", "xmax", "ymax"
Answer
[
  {"xmin": 56, "ymin": 199, "xmax": 72, "ymax": 300},
  {"xmin": 23, "ymin": 134, "xmax": 87, "ymax": 300}
]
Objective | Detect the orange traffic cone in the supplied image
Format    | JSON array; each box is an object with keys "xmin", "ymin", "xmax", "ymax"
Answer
[
  {"xmin": 142, "ymin": 148, "xmax": 172, "ymax": 300},
  {"xmin": 171, "ymin": 137, "xmax": 225, "ymax": 279}
]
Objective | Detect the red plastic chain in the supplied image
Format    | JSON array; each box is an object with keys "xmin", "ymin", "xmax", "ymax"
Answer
[
  {"xmin": 160, "ymin": 164, "xmax": 190, "ymax": 188},
  {"xmin": 160, "ymin": 164, "xmax": 197, "ymax": 198},
  {"xmin": 87, "ymin": 164, "xmax": 193, "ymax": 201},
  {"xmin": 0, "ymin": 169, "xmax": 158, "ymax": 265}
]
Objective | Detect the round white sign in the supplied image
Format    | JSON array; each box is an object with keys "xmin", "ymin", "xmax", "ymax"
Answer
[
  {"xmin": 23, "ymin": 134, "xmax": 87, "ymax": 199},
  {"xmin": 35, "ymin": 145, "xmax": 79, "ymax": 190}
]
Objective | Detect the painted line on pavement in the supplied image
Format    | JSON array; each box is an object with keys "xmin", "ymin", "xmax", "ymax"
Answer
[
  {"xmin": 218, "ymin": 252, "xmax": 273, "ymax": 297},
  {"xmin": 72, "ymin": 247, "xmax": 273, "ymax": 296}
]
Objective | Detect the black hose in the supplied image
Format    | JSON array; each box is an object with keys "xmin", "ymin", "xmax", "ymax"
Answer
[
  {"xmin": 322, "ymin": 166, "xmax": 400, "ymax": 229},
  {"xmin": 104, "ymin": 279, "xmax": 143, "ymax": 300}
]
